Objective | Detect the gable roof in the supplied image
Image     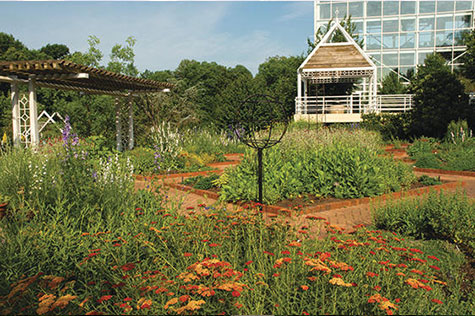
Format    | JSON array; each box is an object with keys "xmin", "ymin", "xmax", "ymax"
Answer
[{"xmin": 299, "ymin": 21, "xmax": 376, "ymax": 72}]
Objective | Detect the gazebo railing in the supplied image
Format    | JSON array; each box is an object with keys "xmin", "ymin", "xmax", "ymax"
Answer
[{"xmin": 295, "ymin": 94, "xmax": 413, "ymax": 115}]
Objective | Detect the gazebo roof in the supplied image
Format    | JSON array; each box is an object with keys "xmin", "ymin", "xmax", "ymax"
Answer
[
  {"xmin": 299, "ymin": 21, "xmax": 376, "ymax": 81},
  {"xmin": 302, "ymin": 44, "xmax": 371, "ymax": 70},
  {"xmin": 0, "ymin": 59, "xmax": 173, "ymax": 96}
]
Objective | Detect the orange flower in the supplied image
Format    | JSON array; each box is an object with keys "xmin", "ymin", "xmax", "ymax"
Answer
[
  {"xmin": 179, "ymin": 295, "xmax": 190, "ymax": 303},
  {"xmin": 183, "ymin": 252, "xmax": 192, "ymax": 257},
  {"xmin": 431, "ymin": 299, "xmax": 443, "ymax": 304},
  {"xmin": 97, "ymin": 295, "xmax": 112, "ymax": 303},
  {"xmin": 300, "ymin": 285, "xmax": 309, "ymax": 291},
  {"xmin": 232, "ymin": 291, "xmax": 241, "ymax": 297},
  {"xmin": 164, "ymin": 298, "xmax": 178, "ymax": 310},
  {"xmin": 329, "ymin": 277, "xmax": 352, "ymax": 287},
  {"xmin": 288, "ymin": 241, "xmax": 301, "ymax": 247},
  {"xmin": 173, "ymin": 300, "xmax": 206, "ymax": 314},
  {"xmin": 366, "ymin": 272, "xmax": 379, "ymax": 277}
]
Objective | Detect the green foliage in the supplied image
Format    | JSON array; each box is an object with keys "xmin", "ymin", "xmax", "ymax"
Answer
[
  {"xmin": 379, "ymin": 71, "xmax": 408, "ymax": 95},
  {"xmin": 220, "ymin": 142, "xmax": 415, "ymax": 204},
  {"xmin": 125, "ymin": 146, "xmax": 157, "ymax": 175},
  {"xmin": 183, "ymin": 174, "xmax": 220, "ymax": 190},
  {"xmin": 417, "ymin": 175, "xmax": 442, "ymax": 186},
  {"xmin": 67, "ymin": 35, "xmax": 103, "ymax": 68},
  {"xmin": 373, "ymin": 190, "xmax": 475, "ymax": 252},
  {"xmin": 361, "ymin": 113, "xmax": 412, "ymax": 141},
  {"xmin": 409, "ymin": 54, "xmax": 472, "ymax": 138},
  {"xmin": 107, "ymin": 36, "xmax": 138, "ymax": 76},
  {"xmin": 39, "ymin": 44, "xmax": 70, "ymax": 60},
  {"xmin": 461, "ymin": 29, "xmax": 475, "ymax": 81}
]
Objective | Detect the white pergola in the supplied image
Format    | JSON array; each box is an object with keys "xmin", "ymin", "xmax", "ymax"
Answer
[
  {"xmin": 296, "ymin": 20, "xmax": 378, "ymax": 120},
  {"xmin": 0, "ymin": 60, "xmax": 172, "ymax": 150}
]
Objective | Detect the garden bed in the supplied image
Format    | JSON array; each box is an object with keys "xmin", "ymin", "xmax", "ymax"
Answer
[{"xmin": 166, "ymin": 175, "xmax": 464, "ymax": 217}]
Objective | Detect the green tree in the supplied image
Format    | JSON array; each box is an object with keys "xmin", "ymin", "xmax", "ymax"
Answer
[
  {"xmin": 67, "ymin": 35, "xmax": 103, "ymax": 68},
  {"xmin": 379, "ymin": 71, "xmax": 408, "ymax": 94},
  {"xmin": 39, "ymin": 44, "xmax": 70, "ymax": 60},
  {"xmin": 255, "ymin": 56, "xmax": 304, "ymax": 118},
  {"xmin": 107, "ymin": 36, "xmax": 138, "ymax": 76},
  {"xmin": 409, "ymin": 53, "xmax": 472, "ymax": 138},
  {"xmin": 461, "ymin": 30, "xmax": 475, "ymax": 81}
]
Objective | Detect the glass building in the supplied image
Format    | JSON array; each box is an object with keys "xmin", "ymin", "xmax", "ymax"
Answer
[{"xmin": 314, "ymin": 0, "xmax": 475, "ymax": 81}]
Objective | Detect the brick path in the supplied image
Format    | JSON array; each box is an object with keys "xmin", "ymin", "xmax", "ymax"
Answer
[{"xmin": 134, "ymin": 155, "xmax": 475, "ymax": 238}]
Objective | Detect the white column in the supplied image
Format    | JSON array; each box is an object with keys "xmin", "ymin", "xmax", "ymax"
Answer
[
  {"xmin": 28, "ymin": 77, "xmax": 39, "ymax": 147},
  {"xmin": 368, "ymin": 75, "xmax": 373, "ymax": 113},
  {"xmin": 128, "ymin": 95, "xmax": 134, "ymax": 150},
  {"xmin": 115, "ymin": 97, "xmax": 122, "ymax": 152},
  {"xmin": 372, "ymin": 74, "xmax": 378, "ymax": 112},
  {"xmin": 11, "ymin": 81, "xmax": 20, "ymax": 147},
  {"xmin": 297, "ymin": 72, "xmax": 302, "ymax": 114},
  {"xmin": 303, "ymin": 78, "xmax": 308, "ymax": 114}
]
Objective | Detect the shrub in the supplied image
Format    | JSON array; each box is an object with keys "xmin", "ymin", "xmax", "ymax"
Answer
[
  {"xmin": 409, "ymin": 54, "xmax": 471, "ymax": 138},
  {"xmin": 361, "ymin": 113, "xmax": 412, "ymax": 141},
  {"xmin": 220, "ymin": 142, "xmax": 415, "ymax": 204},
  {"xmin": 373, "ymin": 190, "xmax": 475, "ymax": 253},
  {"xmin": 126, "ymin": 147, "xmax": 157, "ymax": 175},
  {"xmin": 445, "ymin": 120, "xmax": 473, "ymax": 144},
  {"xmin": 183, "ymin": 174, "xmax": 220, "ymax": 190}
]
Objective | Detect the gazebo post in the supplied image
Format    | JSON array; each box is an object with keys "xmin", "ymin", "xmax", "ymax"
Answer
[
  {"xmin": 303, "ymin": 78, "xmax": 308, "ymax": 114},
  {"xmin": 11, "ymin": 79, "xmax": 20, "ymax": 147},
  {"xmin": 297, "ymin": 72, "xmax": 302, "ymax": 115},
  {"xmin": 115, "ymin": 97, "xmax": 122, "ymax": 152},
  {"xmin": 128, "ymin": 94, "xmax": 134, "ymax": 150},
  {"xmin": 28, "ymin": 76, "xmax": 39, "ymax": 147}
]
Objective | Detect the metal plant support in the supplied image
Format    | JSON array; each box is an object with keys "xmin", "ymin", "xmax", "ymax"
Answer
[{"xmin": 232, "ymin": 94, "xmax": 289, "ymax": 205}]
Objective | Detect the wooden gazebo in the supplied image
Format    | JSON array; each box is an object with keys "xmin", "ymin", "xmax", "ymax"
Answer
[
  {"xmin": 296, "ymin": 20, "xmax": 379, "ymax": 123},
  {"xmin": 0, "ymin": 59, "xmax": 172, "ymax": 150}
]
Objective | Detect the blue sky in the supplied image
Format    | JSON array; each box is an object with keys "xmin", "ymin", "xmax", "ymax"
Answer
[{"xmin": 0, "ymin": 1, "xmax": 314, "ymax": 74}]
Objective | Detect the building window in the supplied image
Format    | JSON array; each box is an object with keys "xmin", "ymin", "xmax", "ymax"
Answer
[
  {"xmin": 401, "ymin": 18, "xmax": 416, "ymax": 31},
  {"xmin": 383, "ymin": 1, "xmax": 399, "ymax": 16},
  {"xmin": 437, "ymin": 1, "xmax": 455, "ymax": 13},
  {"xmin": 354, "ymin": 22, "xmax": 364, "ymax": 34},
  {"xmin": 349, "ymin": 1, "xmax": 364, "ymax": 18},
  {"xmin": 369, "ymin": 53, "xmax": 381, "ymax": 64},
  {"xmin": 367, "ymin": 20, "xmax": 382, "ymax": 33},
  {"xmin": 320, "ymin": 3, "xmax": 331, "ymax": 19},
  {"xmin": 383, "ymin": 34, "xmax": 398, "ymax": 49},
  {"xmin": 400, "ymin": 32, "xmax": 415, "ymax": 48},
  {"xmin": 367, "ymin": 34, "xmax": 382, "ymax": 49},
  {"xmin": 401, "ymin": 1, "xmax": 416, "ymax": 15},
  {"xmin": 383, "ymin": 53, "xmax": 398, "ymax": 66},
  {"xmin": 419, "ymin": 17, "xmax": 435, "ymax": 31},
  {"xmin": 419, "ymin": 1, "xmax": 436, "ymax": 14},
  {"xmin": 367, "ymin": 1, "xmax": 382, "ymax": 17},
  {"xmin": 419, "ymin": 31, "xmax": 435, "ymax": 47},
  {"xmin": 437, "ymin": 16, "xmax": 454, "ymax": 30},
  {"xmin": 455, "ymin": 14, "xmax": 472, "ymax": 28},
  {"xmin": 454, "ymin": 30, "xmax": 470, "ymax": 45},
  {"xmin": 332, "ymin": 2, "xmax": 347, "ymax": 19},
  {"xmin": 456, "ymin": 1, "xmax": 473, "ymax": 11},
  {"xmin": 383, "ymin": 19, "xmax": 399, "ymax": 33},
  {"xmin": 436, "ymin": 30, "xmax": 454, "ymax": 46},
  {"xmin": 400, "ymin": 52, "xmax": 415, "ymax": 66}
]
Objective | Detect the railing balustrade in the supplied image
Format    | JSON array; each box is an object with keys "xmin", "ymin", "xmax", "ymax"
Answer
[{"xmin": 295, "ymin": 94, "xmax": 413, "ymax": 115}]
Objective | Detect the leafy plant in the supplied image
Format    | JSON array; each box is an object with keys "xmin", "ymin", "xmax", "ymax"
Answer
[
  {"xmin": 183, "ymin": 174, "xmax": 220, "ymax": 190},
  {"xmin": 418, "ymin": 175, "xmax": 442, "ymax": 186}
]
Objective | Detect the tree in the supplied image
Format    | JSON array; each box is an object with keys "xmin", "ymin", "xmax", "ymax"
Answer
[
  {"xmin": 107, "ymin": 36, "xmax": 138, "ymax": 77},
  {"xmin": 379, "ymin": 71, "xmax": 407, "ymax": 95},
  {"xmin": 67, "ymin": 35, "xmax": 103, "ymax": 68},
  {"xmin": 461, "ymin": 30, "xmax": 475, "ymax": 81},
  {"xmin": 39, "ymin": 44, "xmax": 70, "ymax": 60},
  {"xmin": 254, "ymin": 56, "xmax": 304, "ymax": 118},
  {"xmin": 409, "ymin": 53, "xmax": 472, "ymax": 138}
]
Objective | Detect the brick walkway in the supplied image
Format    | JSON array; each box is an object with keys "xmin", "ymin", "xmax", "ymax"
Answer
[{"xmin": 134, "ymin": 156, "xmax": 475, "ymax": 238}]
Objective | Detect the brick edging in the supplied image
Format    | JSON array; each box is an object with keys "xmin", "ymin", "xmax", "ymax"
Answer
[
  {"xmin": 413, "ymin": 167, "xmax": 475, "ymax": 177},
  {"xmin": 133, "ymin": 169, "xmax": 223, "ymax": 181},
  {"xmin": 162, "ymin": 178, "xmax": 465, "ymax": 218},
  {"xmin": 165, "ymin": 182, "xmax": 220, "ymax": 200}
]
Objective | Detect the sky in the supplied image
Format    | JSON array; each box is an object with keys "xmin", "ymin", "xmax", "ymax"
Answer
[{"xmin": 0, "ymin": 1, "xmax": 314, "ymax": 75}]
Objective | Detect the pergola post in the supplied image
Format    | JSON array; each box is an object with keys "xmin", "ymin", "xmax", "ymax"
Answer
[
  {"xmin": 297, "ymin": 72, "xmax": 302, "ymax": 114},
  {"xmin": 303, "ymin": 78, "xmax": 308, "ymax": 114},
  {"xmin": 372, "ymin": 73, "xmax": 378, "ymax": 112},
  {"xmin": 115, "ymin": 97, "xmax": 122, "ymax": 152},
  {"xmin": 11, "ymin": 80, "xmax": 20, "ymax": 147},
  {"xmin": 28, "ymin": 76, "xmax": 39, "ymax": 147},
  {"xmin": 128, "ymin": 94, "xmax": 134, "ymax": 150}
]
